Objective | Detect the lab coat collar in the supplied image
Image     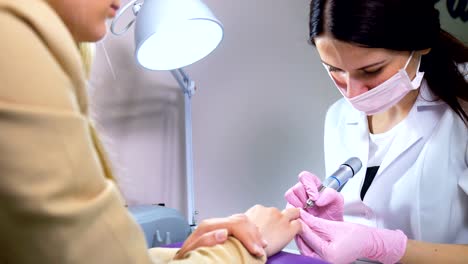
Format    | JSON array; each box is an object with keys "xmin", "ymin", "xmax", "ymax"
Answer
[{"xmin": 414, "ymin": 79, "xmax": 446, "ymax": 108}]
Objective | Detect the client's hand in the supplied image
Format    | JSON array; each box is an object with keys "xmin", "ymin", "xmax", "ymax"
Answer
[
  {"xmin": 285, "ymin": 171, "xmax": 344, "ymax": 221},
  {"xmin": 298, "ymin": 210, "xmax": 407, "ymax": 264},
  {"xmin": 245, "ymin": 205, "xmax": 301, "ymax": 257},
  {"xmin": 174, "ymin": 214, "xmax": 268, "ymax": 259}
]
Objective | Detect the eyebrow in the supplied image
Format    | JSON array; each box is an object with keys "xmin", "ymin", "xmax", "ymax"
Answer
[{"xmin": 321, "ymin": 60, "xmax": 387, "ymax": 71}]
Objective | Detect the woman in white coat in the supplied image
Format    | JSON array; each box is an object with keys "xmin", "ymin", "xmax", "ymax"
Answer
[{"xmin": 285, "ymin": 0, "xmax": 468, "ymax": 263}]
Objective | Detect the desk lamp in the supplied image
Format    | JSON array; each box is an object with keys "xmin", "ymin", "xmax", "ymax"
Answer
[{"xmin": 110, "ymin": 0, "xmax": 224, "ymax": 229}]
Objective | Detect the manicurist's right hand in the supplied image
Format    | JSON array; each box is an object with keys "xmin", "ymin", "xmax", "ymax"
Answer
[{"xmin": 284, "ymin": 171, "xmax": 344, "ymax": 221}]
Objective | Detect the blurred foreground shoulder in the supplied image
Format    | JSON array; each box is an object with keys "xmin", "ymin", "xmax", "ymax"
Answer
[{"xmin": 0, "ymin": 0, "xmax": 85, "ymax": 111}]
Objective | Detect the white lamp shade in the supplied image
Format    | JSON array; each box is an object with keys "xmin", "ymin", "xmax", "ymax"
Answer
[{"xmin": 135, "ymin": 0, "xmax": 224, "ymax": 70}]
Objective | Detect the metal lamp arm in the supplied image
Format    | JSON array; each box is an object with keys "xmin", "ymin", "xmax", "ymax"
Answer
[
  {"xmin": 110, "ymin": 0, "xmax": 143, "ymax": 36},
  {"xmin": 171, "ymin": 68, "xmax": 197, "ymax": 228},
  {"xmin": 171, "ymin": 69, "xmax": 196, "ymax": 97}
]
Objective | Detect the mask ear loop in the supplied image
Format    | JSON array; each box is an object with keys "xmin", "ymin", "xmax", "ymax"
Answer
[
  {"xmin": 403, "ymin": 51, "xmax": 415, "ymax": 70},
  {"xmin": 403, "ymin": 50, "xmax": 423, "ymax": 73},
  {"xmin": 405, "ymin": 51, "xmax": 425, "ymax": 89},
  {"xmin": 414, "ymin": 53, "xmax": 422, "ymax": 73}
]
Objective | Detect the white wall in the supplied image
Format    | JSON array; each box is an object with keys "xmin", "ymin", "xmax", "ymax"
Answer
[{"xmin": 187, "ymin": 0, "xmax": 339, "ymax": 219}]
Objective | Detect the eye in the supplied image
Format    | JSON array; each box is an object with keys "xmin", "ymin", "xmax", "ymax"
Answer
[
  {"xmin": 327, "ymin": 65, "xmax": 343, "ymax": 73},
  {"xmin": 362, "ymin": 67, "xmax": 382, "ymax": 75}
]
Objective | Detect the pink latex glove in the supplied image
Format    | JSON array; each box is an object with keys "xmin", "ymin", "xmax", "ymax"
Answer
[
  {"xmin": 285, "ymin": 171, "xmax": 345, "ymax": 258},
  {"xmin": 284, "ymin": 171, "xmax": 344, "ymax": 221},
  {"xmin": 298, "ymin": 210, "xmax": 407, "ymax": 264}
]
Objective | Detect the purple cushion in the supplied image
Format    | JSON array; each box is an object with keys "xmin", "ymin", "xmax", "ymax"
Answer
[
  {"xmin": 161, "ymin": 242, "xmax": 328, "ymax": 264},
  {"xmin": 267, "ymin": 251, "xmax": 329, "ymax": 264}
]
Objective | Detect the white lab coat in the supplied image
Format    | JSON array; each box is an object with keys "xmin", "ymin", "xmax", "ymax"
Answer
[{"xmin": 324, "ymin": 80, "xmax": 468, "ymax": 243}]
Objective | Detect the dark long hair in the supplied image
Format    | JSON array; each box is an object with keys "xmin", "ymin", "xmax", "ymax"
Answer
[{"xmin": 309, "ymin": 0, "xmax": 468, "ymax": 124}]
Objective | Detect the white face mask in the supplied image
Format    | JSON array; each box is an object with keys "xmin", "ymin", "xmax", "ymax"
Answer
[{"xmin": 326, "ymin": 51, "xmax": 425, "ymax": 116}]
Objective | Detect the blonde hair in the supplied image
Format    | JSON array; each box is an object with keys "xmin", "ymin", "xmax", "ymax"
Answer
[
  {"xmin": 78, "ymin": 42, "xmax": 96, "ymax": 78},
  {"xmin": 77, "ymin": 42, "xmax": 117, "ymax": 182}
]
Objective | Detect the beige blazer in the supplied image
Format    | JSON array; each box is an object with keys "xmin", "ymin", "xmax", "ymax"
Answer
[{"xmin": 0, "ymin": 0, "xmax": 265, "ymax": 263}]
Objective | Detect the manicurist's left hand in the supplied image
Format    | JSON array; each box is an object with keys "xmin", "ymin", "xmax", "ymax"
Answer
[{"xmin": 297, "ymin": 210, "xmax": 408, "ymax": 264}]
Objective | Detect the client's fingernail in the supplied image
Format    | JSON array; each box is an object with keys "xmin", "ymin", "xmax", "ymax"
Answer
[
  {"xmin": 255, "ymin": 245, "xmax": 266, "ymax": 256},
  {"xmin": 262, "ymin": 239, "xmax": 268, "ymax": 247},
  {"xmin": 215, "ymin": 229, "xmax": 228, "ymax": 242}
]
